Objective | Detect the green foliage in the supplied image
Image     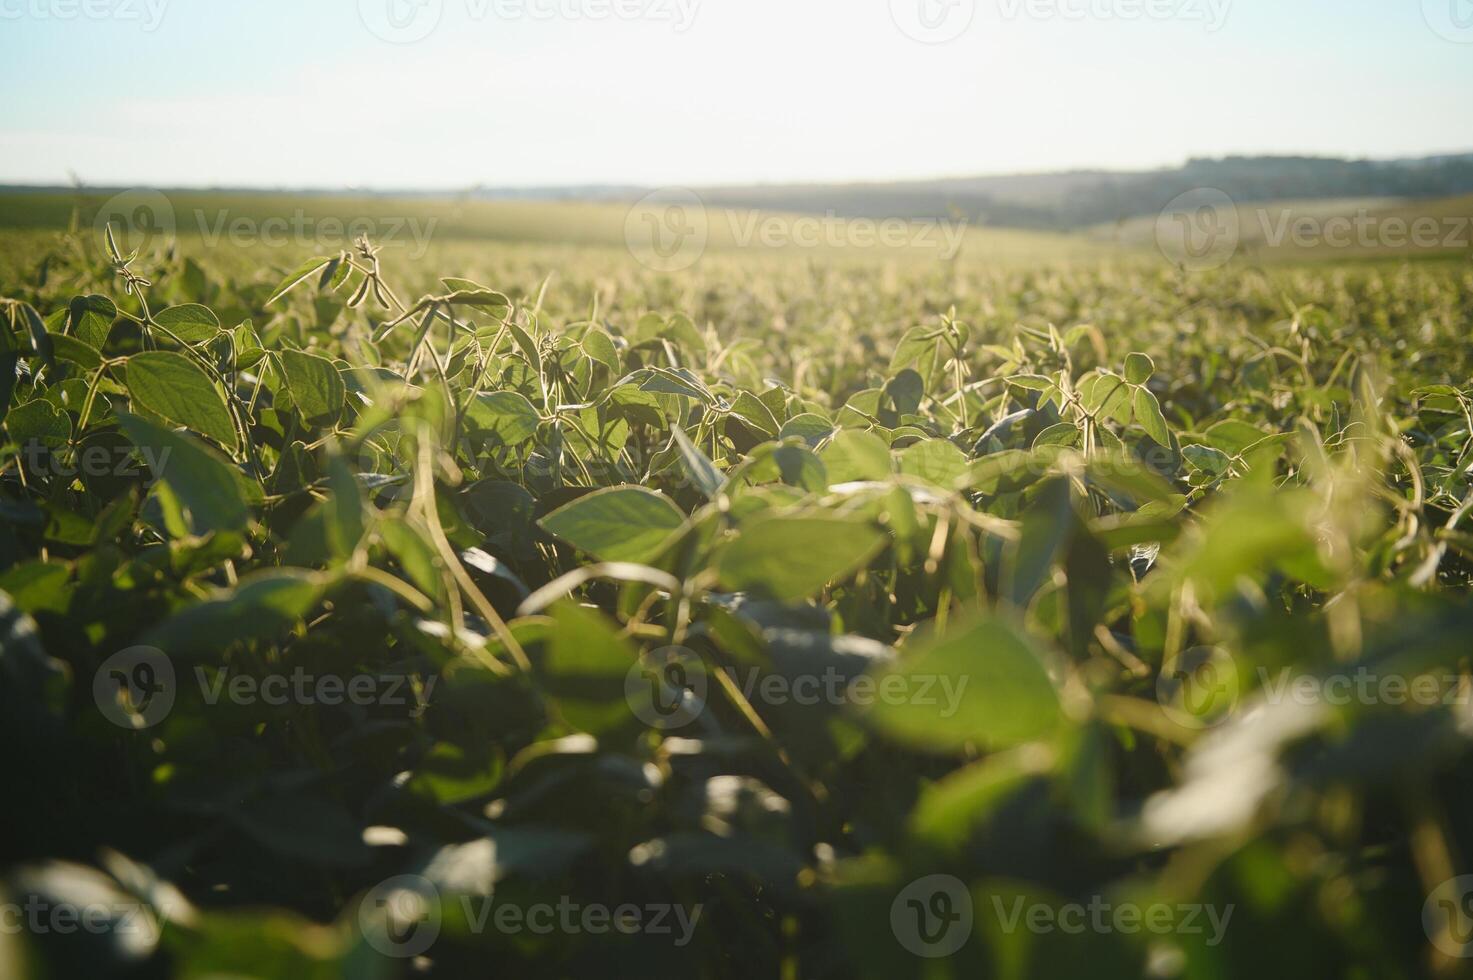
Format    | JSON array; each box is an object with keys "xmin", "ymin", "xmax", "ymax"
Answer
[{"xmin": 1, "ymin": 225, "xmax": 1472, "ymax": 979}]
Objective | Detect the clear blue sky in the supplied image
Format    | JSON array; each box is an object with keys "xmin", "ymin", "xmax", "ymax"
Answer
[{"xmin": 1, "ymin": 0, "xmax": 1470, "ymax": 188}]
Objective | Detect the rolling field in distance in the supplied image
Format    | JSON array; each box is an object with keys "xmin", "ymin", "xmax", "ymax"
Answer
[
  {"xmin": 0, "ymin": 189, "xmax": 1117, "ymax": 269},
  {"xmin": 1104, "ymin": 193, "xmax": 1473, "ymax": 263},
  {"xmin": 5, "ymin": 185, "xmax": 1467, "ymax": 277}
]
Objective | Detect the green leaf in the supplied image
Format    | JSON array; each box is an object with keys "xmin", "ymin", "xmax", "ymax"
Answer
[
  {"xmin": 864, "ymin": 609, "xmax": 1060, "ymax": 752},
  {"xmin": 910, "ymin": 752, "xmax": 1042, "ymax": 849},
  {"xmin": 143, "ymin": 569, "xmax": 333, "ymax": 656},
  {"xmin": 672, "ymin": 425, "xmax": 724, "ymax": 499},
  {"xmin": 1202, "ymin": 418, "xmax": 1268, "ymax": 455},
  {"xmin": 322, "ymin": 444, "xmax": 366, "ymax": 558},
  {"xmin": 153, "ymin": 304, "xmax": 221, "ymax": 344},
  {"xmin": 51, "ymin": 334, "xmax": 103, "ymax": 371},
  {"xmin": 1032, "ymin": 422, "xmax": 1081, "ymax": 449},
  {"xmin": 1124, "ymin": 352, "xmax": 1155, "ymax": 385},
  {"xmin": 505, "ymin": 318, "xmax": 541, "ymax": 374},
  {"xmin": 542, "ymin": 601, "xmax": 640, "ymax": 737},
  {"xmin": 462, "ymin": 480, "xmax": 536, "ymax": 542},
  {"xmin": 1007, "ymin": 373, "xmax": 1055, "ymax": 392},
  {"xmin": 67, "ymin": 294, "xmax": 116, "ymax": 348},
  {"xmin": 440, "ymin": 276, "xmax": 495, "ymax": 293},
  {"xmin": 1007, "ymin": 478, "xmax": 1075, "ymax": 607},
  {"xmin": 0, "ymin": 308, "xmax": 19, "ymax": 356},
  {"xmin": 0, "ymin": 560, "xmax": 71, "ymax": 615},
  {"xmin": 266, "ymin": 257, "xmax": 333, "ymax": 306},
  {"xmin": 5, "ymin": 400, "xmax": 71, "ymax": 448},
  {"xmin": 889, "ymin": 327, "xmax": 941, "ymax": 378},
  {"xmin": 539, "ymin": 486, "xmax": 687, "ymax": 564},
  {"xmin": 0, "ymin": 353, "xmax": 17, "ymax": 428},
  {"xmin": 442, "ymin": 288, "xmax": 513, "ymax": 316},
  {"xmin": 738, "ymin": 442, "xmax": 829, "ymax": 493},
  {"xmin": 1082, "ymin": 373, "xmax": 1132, "ymax": 423},
  {"xmin": 1181, "ymin": 485, "xmax": 1329, "ymax": 597},
  {"xmin": 118, "ymin": 412, "xmax": 249, "ymax": 537},
  {"xmin": 1, "ymin": 304, "xmax": 50, "ymax": 375},
  {"xmin": 882, "ymin": 369, "xmax": 925, "ymax": 417},
  {"xmin": 1133, "ymin": 386, "xmax": 1171, "ymax": 446},
  {"xmin": 235, "ymin": 791, "xmax": 371, "ymax": 869},
  {"xmin": 378, "ymin": 517, "xmax": 447, "ymax": 604},
  {"xmin": 639, "ymin": 369, "xmax": 706, "ymax": 402},
  {"xmin": 1064, "ymin": 524, "xmax": 1112, "ymax": 658},
  {"xmin": 820, "ymin": 429, "xmax": 893, "ymax": 484},
  {"xmin": 0, "ymin": 589, "xmax": 68, "ymax": 731},
  {"xmin": 1085, "ymin": 453, "xmax": 1177, "ymax": 504},
  {"xmin": 898, "ymin": 439, "xmax": 969, "ymax": 487},
  {"xmin": 278, "ymin": 349, "xmax": 346, "ymax": 428},
  {"xmin": 716, "ymin": 515, "xmax": 887, "ymax": 601},
  {"xmin": 1182, "ymin": 443, "xmax": 1232, "ymax": 477},
  {"xmin": 729, "ymin": 391, "xmax": 779, "ymax": 436},
  {"xmin": 465, "ymin": 390, "xmax": 540, "ymax": 447},
  {"xmin": 125, "ymin": 351, "xmax": 238, "ymax": 451},
  {"xmin": 778, "ymin": 413, "xmax": 836, "ymax": 447},
  {"xmin": 404, "ymin": 743, "xmax": 503, "ymax": 806},
  {"xmin": 959, "ymin": 449, "xmax": 1036, "ymax": 494},
  {"xmin": 581, "ymin": 328, "xmax": 619, "ymax": 372}
]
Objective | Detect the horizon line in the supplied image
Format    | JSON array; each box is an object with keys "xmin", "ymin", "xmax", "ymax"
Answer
[{"xmin": 3, "ymin": 147, "xmax": 1471, "ymax": 198}]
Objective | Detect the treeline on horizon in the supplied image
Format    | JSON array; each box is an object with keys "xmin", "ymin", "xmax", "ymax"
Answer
[
  {"xmin": 698, "ymin": 153, "xmax": 1473, "ymax": 230},
  {"xmin": 2, "ymin": 152, "xmax": 1471, "ymax": 236}
]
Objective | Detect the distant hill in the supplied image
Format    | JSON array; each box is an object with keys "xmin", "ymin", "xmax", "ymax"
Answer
[{"xmin": 686, "ymin": 154, "xmax": 1473, "ymax": 231}]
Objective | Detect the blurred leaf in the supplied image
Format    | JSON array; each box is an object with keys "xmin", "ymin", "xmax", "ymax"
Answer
[
  {"xmin": 898, "ymin": 439, "xmax": 968, "ymax": 487},
  {"xmin": 864, "ymin": 609, "xmax": 1060, "ymax": 752},
  {"xmin": 820, "ymin": 429, "xmax": 893, "ymax": 484},
  {"xmin": 143, "ymin": 569, "xmax": 333, "ymax": 656},
  {"xmin": 716, "ymin": 515, "xmax": 886, "ymax": 601},
  {"xmin": 118, "ymin": 412, "xmax": 249, "ymax": 537}
]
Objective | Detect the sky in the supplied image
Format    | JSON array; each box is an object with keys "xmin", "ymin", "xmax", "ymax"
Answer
[{"xmin": 0, "ymin": 0, "xmax": 1471, "ymax": 189}]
